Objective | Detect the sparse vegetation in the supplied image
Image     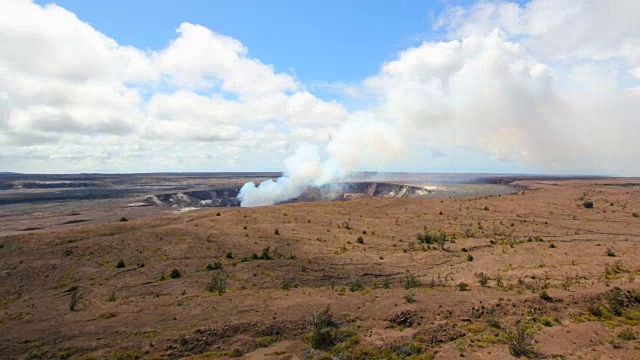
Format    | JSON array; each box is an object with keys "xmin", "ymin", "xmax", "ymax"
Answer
[
  {"xmin": 466, "ymin": 254, "xmax": 474, "ymax": 262},
  {"xmin": 116, "ymin": 259, "xmax": 125, "ymax": 268},
  {"xmin": 256, "ymin": 335, "xmax": 276, "ymax": 347},
  {"xmin": 281, "ymin": 278, "xmax": 295, "ymax": 290},
  {"xmin": 356, "ymin": 236, "xmax": 364, "ymax": 244},
  {"xmin": 618, "ymin": 327, "xmax": 637, "ymax": 341},
  {"xmin": 207, "ymin": 273, "xmax": 228, "ymax": 295},
  {"xmin": 583, "ymin": 200, "xmax": 594, "ymax": 209},
  {"xmin": 118, "ymin": 217, "xmax": 128, "ymax": 222},
  {"xmin": 539, "ymin": 290, "xmax": 553, "ymax": 302},
  {"xmin": 606, "ymin": 248, "xmax": 616, "ymax": 257},
  {"xmin": 403, "ymin": 274, "xmax": 420, "ymax": 289},
  {"xmin": 382, "ymin": 278, "xmax": 391, "ymax": 289},
  {"xmin": 416, "ymin": 228, "xmax": 448, "ymax": 249},
  {"xmin": 274, "ymin": 228, "xmax": 280, "ymax": 235}
]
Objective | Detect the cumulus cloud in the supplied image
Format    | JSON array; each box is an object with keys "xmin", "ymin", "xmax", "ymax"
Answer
[{"xmin": 1, "ymin": 0, "xmax": 639, "ymax": 180}]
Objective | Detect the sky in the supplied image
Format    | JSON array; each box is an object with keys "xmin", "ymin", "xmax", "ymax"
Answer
[{"xmin": 1, "ymin": 0, "xmax": 639, "ymax": 175}]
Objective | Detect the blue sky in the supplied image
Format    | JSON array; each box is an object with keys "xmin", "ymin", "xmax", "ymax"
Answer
[
  {"xmin": 3, "ymin": 1, "xmax": 639, "ymax": 175},
  {"xmin": 34, "ymin": 0, "xmax": 460, "ymax": 85}
]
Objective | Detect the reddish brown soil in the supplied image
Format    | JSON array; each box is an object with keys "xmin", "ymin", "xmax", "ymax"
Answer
[{"xmin": 1, "ymin": 179, "xmax": 640, "ymax": 359}]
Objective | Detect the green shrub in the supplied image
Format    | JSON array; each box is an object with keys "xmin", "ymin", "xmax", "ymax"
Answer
[
  {"xmin": 118, "ymin": 217, "xmax": 128, "ymax": 222},
  {"xmin": 349, "ymin": 279, "xmax": 364, "ymax": 292},
  {"xmin": 207, "ymin": 273, "xmax": 228, "ymax": 295},
  {"xmin": 549, "ymin": 243, "xmax": 557, "ymax": 249},
  {"xmin": 116, "ymin": 259, "xmax": 125, "ymax": 268},
  {"xmin": 476, "ymin": 272, "xmax": 489, "ymax": 287},
  {"xmin": 606, "ymin": 248, "xmax": 616, "ymax": 257},
  {"xmin": 103, "ymin": 350, "xmax": 141, "ymax": 360},
  {"xmin": 226, "ymin": 252, "xmax": 234, "ymax": 259},
  {"xmin": 466, "ymin": 254, "xmax": 474, "ymax": 262},
  {"xmin": 206, "ymin": 261, "xmax": 223, "ymax": 271},
  {"xmin": 229, "ymin": 348, "xmax": 243, "ymax": 357},
  {"xmin": 583, "ymin": 200, "xmax": 594, "ymax": 209},
  {"xmin": 169, "ymin": 268, "xmax": 181, "ymax": 279},
  {"xmin": 309, "ymin": 306, "xmax": 338, "ymax": 349},
  {"xmin": 507, "ymin": 320, "xmax": 535, "ymax": 358},
  {"xmin": 216, "ymin": 212, "xmax": 221, "ymax": 216},
  {"xmin": 456, "ymin": 282, "xmax": 469, "ymax": 291},
  {"xmin": 274, "ymin": 228, "xmax": 280, "ymax": 235},
  {"xmin": 404, "ymin": 290, "xmax": 416, "ymax": 303},
  {"xmin": 382, "ymin": 278, "xmax": 391, "ymax": 289},
  {"xmin": 618, "ymin": 328, "xmax": 637, "ymax": 341},
  {"xmin": 256, "ymin": 335, "xmax": 276, "ymax": 347},
  {"xmin": 403, "ymin": 274, "xmax": 420, "ymax": 289},
  {"xmin": 539, "ymin": 290, "xmax": 553, "ymax": 302},
  {"xmin": 356, "ymin": 236, "xmax": 364, "ymax": 244},
  {"xmin": 281, "ymin": 278, "xmax": 295, "ymax": 290}
]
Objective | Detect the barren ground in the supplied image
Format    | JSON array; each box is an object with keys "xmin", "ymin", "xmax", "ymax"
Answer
[{"xmin": 1, "ymin": 179, "xmax": 640, "ymax": 360}]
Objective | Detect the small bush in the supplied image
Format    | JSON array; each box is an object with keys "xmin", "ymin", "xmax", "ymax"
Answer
[
  {"xmin": 274, "ymin": 228, "xmax": 280, "ymax": 235},
  {"xmin": 606, "ymin": 248, "xmax": 616, "ymax": 257},
  {"xmin": 118, "ymin": 217, "xmax": 128, "ymax": 222},
  {"xmin": 549, "ymin": 243, "xmax": 557, "ymax": 249},
  {"xmin": 583, "ymin": 200, "xmax": 594, "ymax": 209},
  {"xmin": 69, "ymin": 290, "xmax": 82, "ymax": 311},
  {"xmin": 539, "ymin": 290, "xmax": 553, "ymax": 302},
  {"xmin": 63, "ymin": 249, "xmax": 73, "ymax": 256},
  {"xmin": 456, "ymin": 282, "xmax": 469, "ymax": 291},
  {"xmin": 632, "ymin": 212, "xmax": 639, "ymax": 218},
  {"xmin": 349, "ymin": 279, "xmax": 364, "ymax": 292},
  {"xmin": 169, "ymin": 268, "xmax": 181, "ymax": 279},
  {"xmin": 466, "ymin": 254, "xmax": 474, "ymax": 262},
  {"xmin": 116, "ymin": 259, "xmax": 125, "ymax": 268},
  {"xmin": 618, "ymin": 328, "xmax": 637, "ymax": 341},
  {"xmin": 256, "ymin": 335, "xmax": 276, "ymax": 347},
  {"xmin": 206, "ymin": 261, "xmax": 223, "ymax": 271},
  {"xmin": 281, "ymin": 278, "xmax": 295, "ymax": 290},
  {"xmin": 207, "ymin": 273, "xmax": 228, "ymax": 295},
  {"xmin": 476, "ymin": 272, "xmax": 489, "ymax": 287},
  {"xmin": 226, "ymin": 252, "xmax": 233, "ymax": 259},
  {"xmin": 382, "ymin": 278, "xmax": 391, "ymax": 289},
  {"xmin": 229, "ymin": 348, "xmax": 243, "ymax": 358},
  {"xmin": 356, "ymin": 236, "xmax": 364, "ymax": 244},
  {"xmin": 403, "ymin": 274, "xmax": 420, "ymax": 289},
  {"xmin": 309, "ymin": 306, "xmax": 338, "ymax": 349},
  {"xmin": 216, "ymin": 212, "xmax": 221, "ymax": 216},
  {"xmin": 507, "ymin": 320, "xmax": 535, "ymax": 357},
  {"xmin": 404, "ymin": 290, "xmax": 416, "ymax": 303}
]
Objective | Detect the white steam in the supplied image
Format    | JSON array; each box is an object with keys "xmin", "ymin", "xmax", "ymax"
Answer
[{"xmin": 238, "ymin": 116, "xmax": 403, "ymax": 206}]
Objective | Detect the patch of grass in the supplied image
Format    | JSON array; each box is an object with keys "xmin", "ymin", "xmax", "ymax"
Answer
[
  {"xmin": 382, "ymin": 278, "xmax": 391, "ymax": 289},
  {"xmin": 228, "ymin": 348, "xmax": 243, "ymax": 357}
]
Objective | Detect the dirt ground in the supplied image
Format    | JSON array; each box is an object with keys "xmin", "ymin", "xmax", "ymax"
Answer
[{"xmin": 1, "ymin": 178, "xmax": 640, "ymax": 359}]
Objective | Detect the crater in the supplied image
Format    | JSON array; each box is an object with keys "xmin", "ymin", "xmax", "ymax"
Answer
[{"xmin": 142, "ymin": 182, "xmax": 432, "ymax": 208}]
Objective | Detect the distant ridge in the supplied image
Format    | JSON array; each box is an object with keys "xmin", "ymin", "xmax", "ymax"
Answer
[{"xmin": 0, "ymin": 172, "xmax": 19, "ymax": 174}]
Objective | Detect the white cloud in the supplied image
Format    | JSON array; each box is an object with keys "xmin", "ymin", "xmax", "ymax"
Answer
[{"xmin": 1, "ymin": 0, "xmax": 639, "ymax": 177}]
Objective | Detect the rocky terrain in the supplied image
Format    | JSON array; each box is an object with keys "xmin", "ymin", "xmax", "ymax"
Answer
[{"xmin": 1, "ymin": 178, "xmax": 639, "ymax": 359}]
